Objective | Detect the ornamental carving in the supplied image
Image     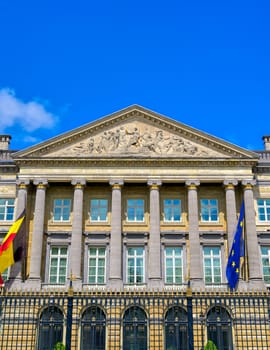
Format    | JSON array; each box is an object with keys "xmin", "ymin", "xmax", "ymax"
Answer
[{"xmin": 54, "ymin": 123, "xmax": 220, "ymax": 157}]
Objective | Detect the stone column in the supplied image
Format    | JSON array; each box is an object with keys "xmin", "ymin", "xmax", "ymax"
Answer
[
  {"xmin": 70, "ymin": 179, "xmax": 85, "ymax": 289},
  {"xmin": 109, "ymin": 179, "xmax": 123, "ymax": 289},
  {"xmin": 8, "ymin": 179, "xmax": 30, "ymax": 286},
  {"xmin": 242, "ymin": 180, "xmax": 265, "ymax": 290},
  {"xmin": 148, "ymin": 180, "xmax": 162, "ymax": 288},
  {"xmin": 186, "ymin": 180, "xmax": 203, "ymax": 288},
  {"xmin": 224, "ymin": 180, "xmax": 238, "ymax": 249},
  {"xmin": 28, "ymin": 179, "xmax": 48, "ymax": 289}
]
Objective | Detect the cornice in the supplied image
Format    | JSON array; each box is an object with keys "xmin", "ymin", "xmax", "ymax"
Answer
[{"xmin": 14, "ymin": 157, "xmax": 258, "ymax": 168}]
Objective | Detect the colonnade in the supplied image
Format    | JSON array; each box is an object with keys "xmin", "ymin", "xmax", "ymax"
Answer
[{"xmin": 11, "ymin": 178, "xmax": 264, "ymax": 290}]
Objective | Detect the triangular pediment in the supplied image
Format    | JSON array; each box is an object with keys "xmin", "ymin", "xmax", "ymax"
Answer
[{"xmin": 13, "ymin": 105, "xmax": 258, "ymax": 160}]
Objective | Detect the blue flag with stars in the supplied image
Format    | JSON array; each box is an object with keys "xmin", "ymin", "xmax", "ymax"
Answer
[{"xmin": 226, "ymin": 201, "xmax": 245, "ymax": 290}]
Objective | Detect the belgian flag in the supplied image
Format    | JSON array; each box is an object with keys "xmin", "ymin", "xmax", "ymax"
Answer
[{"xmin": 0, "ymin": 210, "xmax": 26, "ymax": 276}]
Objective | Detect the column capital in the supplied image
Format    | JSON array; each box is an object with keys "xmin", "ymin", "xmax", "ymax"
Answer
[
  {"xmin": 33, "ymin": 179, "xmax": 48, "ymax": 188},
  {"xmin": 109, "ymin": 179, "xmax": 124, "ymax": 189},
  {"xmin": 242, "ymin": 179, "xmax": 256, "ymax": 190},
  {"xmin": 71, "ymin": 178, "xmax": 86, "ymax": 188},
  {"xmin": 223, "ymin": 179, "xmax": 238, "ymax": 189},
  {"xmin": 147, "ymin": 179, "xmax": 162, "ymax": 189},
  {"xmin": 186, "ymin": 180, "xmax": 200, "ymax": 189},
  {"xmin": 16, "ymin": 179, "xmax": 30, "ymax": 188}
]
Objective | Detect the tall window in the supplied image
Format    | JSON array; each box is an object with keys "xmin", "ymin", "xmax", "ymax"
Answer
[
  {"xmin": 165, "ymin": 247, "xmax": 183, "ymax": 284},
  {"xmin": 53, "ymin": 199, "xmax": 71, "ymax": 222},
  {"xmin": 1, "ymin": 268, "xmax": 9, "ymax": 282},
  {"xmin": 165, "ymin": 306, "xmax": 188, "ymax": 350},
  {"xmin": 81, "ymin": 306, "xmax": 106, "ymax": 350},
  {"xmin": 127, "ymin": 247, "xmax": 145, "ymax": 284},
  {"xmin": 127, "ymin": 199, "xmax": 144, "ymax": 222},
  {"xmin": 123, "ymin": 306, "xmax": 147, "ymax": 350},
  {"xmin": 164, "ymin": 199, "xmax": 181, "ymax": 222},
  {"xmin": 90, "ymin": 199, "xmax": 108, "ymax": 222},
  {"xmin": 260, "ymin": 246, "xmax": 270, "ymax": 283},
  {"xmin": 37, "ymin": 306, "xmax": 64, "ymax": 350},
  {"xmin": 200, "ymin": 199, "xmax": 218, "ymax": 222},
  {"xmin": 49, "ymin": 247, "xmax": 68, "ymax": 284},
  {"xmin": 207, "ymin": 306, "xmax": 233, "ymax": 350},
  {"xmin": 88, "ymin": 247, "xmax": 106, "ymax": 284},
  {"xmin": 257, "ymin": 199, "xmax": 270, "ymax": 222},
  {"xmin": 0, "ymin": 198, "xmax": 15, "ymax": 221},
  {"xmin": 203, "ymin": 247, "xmax": 221, "ymax": 284}
]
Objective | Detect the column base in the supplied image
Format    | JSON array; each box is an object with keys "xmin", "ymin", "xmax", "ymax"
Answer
[
  {"xmin": 5, "ymin": 277, "xmax": 25, "ymax": 291},
  {"xmin": 148, "ymin": 279, "xmax": 163, "ymax": 290},
  {"xmin": 190, "ymin": 278, "xmax": 204, "ymax": 290},
  {"xmin": 25, "ymin": 278, "xmax": 42, "ymax": 290},
  {"xmin": 109, "ymin": 278, "xmax": 123, "ymax": 290},
  {"xmin": 70, "ymin": 279, "xmax": 82, "ymax": 291},
  {"xmin": 248, "ymin": 278, "xmax": 266, "ymax": 291}
]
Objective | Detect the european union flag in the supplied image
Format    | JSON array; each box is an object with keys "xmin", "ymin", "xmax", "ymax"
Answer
[{"xmin": 226, "ymin": 201, "xmax": 245, "ymax": 290}]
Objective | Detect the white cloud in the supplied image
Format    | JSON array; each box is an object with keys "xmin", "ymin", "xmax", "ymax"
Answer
[{"xmin": 0, "ymin": 88, "xmax": 57, "ymax": 132}]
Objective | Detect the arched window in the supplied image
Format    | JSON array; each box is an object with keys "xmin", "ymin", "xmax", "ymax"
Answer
[
  {"xmin": 81, "ymin": 306, "xmax": 106, "ymax": 350},
  {"xmin": 123, "ymin": 306, "xmax": 147, "ymax": 350},
  {"xmin": 37, "ymin": 306, "xmax": 64, "ymax": 350},
  {"xmin": 165, "ymin": 306, "xmax": 188, "ymax": 350},
  {"xmin": 207, "ymin": 306, "xmax": 233, "ymax": 350}
]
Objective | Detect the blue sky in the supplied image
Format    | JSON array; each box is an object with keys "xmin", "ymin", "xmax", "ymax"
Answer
[{"xmin": 0, "ymin": 0, "xmax": 269, "ymax": 151}]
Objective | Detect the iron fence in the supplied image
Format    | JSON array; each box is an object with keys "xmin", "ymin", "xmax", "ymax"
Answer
[{"xmin": 0, "ymin": 289, "xmax": 269, "ymax": 349}]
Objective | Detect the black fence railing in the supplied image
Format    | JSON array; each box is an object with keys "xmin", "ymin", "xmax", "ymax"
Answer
[{"xmin": 0, "ymin": 290, "xmax": 269, "ymax": 349}]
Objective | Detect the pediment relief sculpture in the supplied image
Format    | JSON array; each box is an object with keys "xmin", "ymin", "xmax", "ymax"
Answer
[{"xmin": 49, "ymin": 122, "xmax": 222, "ymax": 158}]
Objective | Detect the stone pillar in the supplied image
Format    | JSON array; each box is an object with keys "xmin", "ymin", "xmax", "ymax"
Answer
[
  {"xmin": 109, "ymin": 179, "xmax": 123, "ymax": 289},
  {"xmin": 224, "ymin": 180, "xmax": 238, "ymax": 249},
  {"xmin": 70, "ymin": 179, "xmax": 85, "ymax": 289},
  {"xmin": 186, "ymin": 180, "xmax": 203, "ymax": 288},
  {"xmin": 148, "ymin": 180, "xmax": 162, "ymax": 288},
  {"xmin": 8, "ymin": 179, "xmax": 30, "ymax": 286},
  {"xmin": 242, "ymin": 180, "xmax": 265, "ymax": 290},
  {"xmin": 28, "ymin": 179, "xmax": 48, "ymax": 289}
]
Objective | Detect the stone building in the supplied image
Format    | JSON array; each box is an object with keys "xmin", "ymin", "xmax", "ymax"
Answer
[{"xmin": 0, "ymin": 105, "xmax": 270, "ymax": 349}]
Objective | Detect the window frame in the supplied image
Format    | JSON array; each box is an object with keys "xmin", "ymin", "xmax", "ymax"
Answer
[
  {"xmin": 203, "ymin": 246, "xmax": 222, "ymax": 285},
  {"xmin": 257, "ymin": 199, "xmax": 270, "ymax": 222},
  {"xmin": 88, "ymin": 247, "xmax": 106, "ymax": 284},
  {"xmin": 200, "ymin": 199, "xmax": 219, "ymax": 222},
  {"xmin": 126, "ymin": 199, "xmax": 145, "ymax": 222},
  {"xmin": 260, "ymin": 246, "xmax": 270, "ymax": 284},
  {"xmin": 89, "ymin": 198, "xmax": 108, "ymax": 222},
  {"xmin": 126, "ymin": 246, "xmax": 145, "ymax": 284},
  {"xmin": 163, "ymin": 198, "xmax": 182, "ymax": 222},
  {"xmin": 52, "ymin": 198, "xmax": 71, "ymax": 222},
  {"xmin": 164, "ymin": 246, "xmax": 183, "ymax": 285},
  {"xmin": 48, "ymin": 246, "xmax": 69, "ymax": 284},
  {"xmin": 0, "ymin": 198, "xmax": 15, "ymax": 221}
]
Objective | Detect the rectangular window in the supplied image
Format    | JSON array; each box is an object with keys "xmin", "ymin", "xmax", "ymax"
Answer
[
  {"xmin": 88, "ymin": 247, "xmax": 106, "ymax": 284},
  {"xmin": 261, "ymin": 246, "xmax": 270, "ymax": 283},
  {"xmin": 1, "ymin": 268, "xmax": 9, "ymax": 282},
  {"xmin": 127, "ymin": 247, "xmax": 145, "ymax": 284},
  {"xmin": 0, "ymin": 199, "xmax": 15, "ymax": 221},
  {"xmin": 49, "ymin": 246, "xmax": 68, "ymax": 284},
  {"xmin": 127, "ymin": 199, "xmax": 144, "ymax": 222},
  {"xmin": 164, "ymin": 199, "xmax": 181, "ymax": 222},
  {"xmin": 165, "ymin": 247, "xmax": 183, "ymax": 284},
  {"xmin": 203, "ymin": 246, "xmax": 222, "ymax": 284},
  {"xmin": 53, "ymin": 199, "xmax": 71, "ymax": 222},
  {"xmin": 90, "ymin": 199, "xmax": 108, "ymax": 222},
  {"xmin": 200, "ymin": 199, "xmax": 218, "ymax": 222},
  {"xmin": 257, "ymin": 199, "xmax": 270, "ymax": 222}
]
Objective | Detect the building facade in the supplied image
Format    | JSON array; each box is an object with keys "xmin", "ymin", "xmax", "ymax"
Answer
[{"xmin": 0, "ymin": 105, "xmax": 270, "ymax": 349}]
